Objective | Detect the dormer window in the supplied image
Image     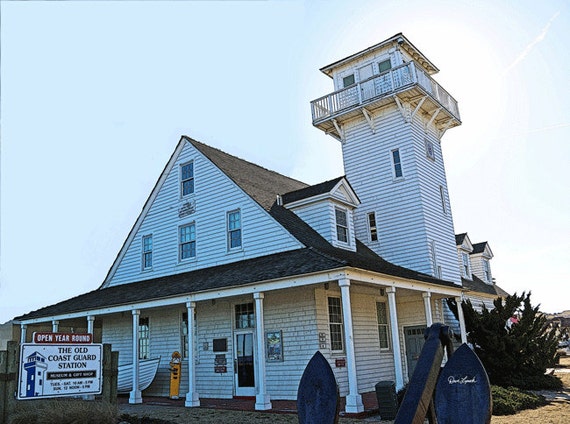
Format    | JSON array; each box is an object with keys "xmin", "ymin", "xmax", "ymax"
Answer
[
  {"xmin": 461, "ymin": 252, "xmax": 471, "ymax": 278},
  {"xmin": 181, "ymin": 162, "xmax": 194, "ymax": 196},
  {"xmin": 335, "ymin": 208, "xmax": 349, "ymax": 243},
  {"xmin": 484, "ymin": 259, "xmax": 492, "ymax": 282}
]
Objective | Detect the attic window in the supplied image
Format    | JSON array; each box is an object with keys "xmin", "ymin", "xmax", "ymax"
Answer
[
  {"xmin": 335, "ymin": 208, "xmax": 349, "ymax": 243},
  {"xmin": 181, "ymin": 162, "xmax": 194, "ymax": 196}
]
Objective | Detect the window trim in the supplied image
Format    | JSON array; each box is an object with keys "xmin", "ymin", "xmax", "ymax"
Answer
[
  {"xmin": 327, "ymin": 296, "xmax": 344, "ymax": 352},
  {"xmin": 334, "ymin": 207, "xmax": 349, "ymax": 244},
  {"xmin": 391, "ymin": 148, "xmax": 404, "ymax": 179},
  {"xmin": 179, "ymin": 222, "xmax": 196, "ymax": 261},
  {"xmin": 180, "ymin": 161, "xmax": 195, "ymax": 197},
  {"xmin": 227, "ymin": 209, "xmax": 242, "ymax": 251},
  {"xmin": 142, "ymin": 234, "xmax": 153, "ymax": 270}
]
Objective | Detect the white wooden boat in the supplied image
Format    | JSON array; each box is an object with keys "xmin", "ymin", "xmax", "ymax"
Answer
[{"xmin": 117, "ymin": 357, "xmax": 160, "ymax": 393}]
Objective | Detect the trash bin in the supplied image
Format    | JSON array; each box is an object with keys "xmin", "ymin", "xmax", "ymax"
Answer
[{"xmin": 375, "ymin": 380, "xmax": 398, "ymax": 420}]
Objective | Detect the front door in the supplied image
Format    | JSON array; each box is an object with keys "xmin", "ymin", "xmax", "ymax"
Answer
[
  {"xmin": 404, "ymin": 326, "xmax": 427, "ymax": 378},
  {"xmin": 234, "ymin": 332, "xmax": 255, "ymax": 396}
]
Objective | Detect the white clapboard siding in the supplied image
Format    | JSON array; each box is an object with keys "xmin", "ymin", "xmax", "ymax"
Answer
[
  {"xmin": 342, "ymin": 106, "xmax": 461, "ymax": 284},
  {"xmin": 291, "ymin": 200, "xmax": 357, "ymax": 251},
  {"xmin": 107, "ymin": 141, "xmax": 303, "ymax": 286}
]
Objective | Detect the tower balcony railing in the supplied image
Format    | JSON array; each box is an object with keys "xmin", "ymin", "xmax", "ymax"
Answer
[{"xmin": 311, "ymin": 61, "xmax": 460, "ymax": 125}]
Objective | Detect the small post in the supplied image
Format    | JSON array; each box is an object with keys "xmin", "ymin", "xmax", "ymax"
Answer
[
  {"xmin": 102, "ymin": 344, "xmax": 115, "ymax": 404},
  {"xmin": 110, "ymin": 351, "xmax": 119, "ymax": 404},
  {"xmin": 0, "ymin": 349, "xmax": 7, "ymax": 424}
]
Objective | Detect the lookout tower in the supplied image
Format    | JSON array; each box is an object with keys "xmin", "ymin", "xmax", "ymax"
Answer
[{"xmin": 311, "ymin": 33, "xmax": 462, "ymax": 284}]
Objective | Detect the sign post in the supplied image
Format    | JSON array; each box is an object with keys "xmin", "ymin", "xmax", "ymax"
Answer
[{"xmin": 17, "ymin": 333, "xmax": 102, "ymax": 400}]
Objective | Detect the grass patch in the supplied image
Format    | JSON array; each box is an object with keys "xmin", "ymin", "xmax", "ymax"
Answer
[
  {"xmin": 9, "ymin": 398, "xmax": 117, "ymax": 424},
  {"xmin": 492, "ymin": 385, "xmax": 548, "ymax": 416}
]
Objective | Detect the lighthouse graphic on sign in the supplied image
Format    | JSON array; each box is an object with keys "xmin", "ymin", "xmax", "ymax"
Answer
[{"xmin": 23, "ymin": 351, "xmax": 48, "ymax": 397}]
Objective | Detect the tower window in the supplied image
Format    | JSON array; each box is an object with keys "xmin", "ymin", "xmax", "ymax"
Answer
[
  {"xmin": 342, "ymin": 74, "xmax": 355, "ymax": 88},
  {"xmin": 378, "ymin": 59, "xmax": 391, "ymax": 73},
  {"xmin": 368, "ymin": 212, "xmax": 378, "ymax": 242},
  {"xmin": 425, "ymin": 138, "xmax": 435, "ymax": 160},
  {"xmin": 335, "ymin": 208, "xmax": 349, "ymax": 243},
  {"xmin": 439, "ymin": 185, "xmax": 447, "ymax": 214},
  {"xmin": 391, "ymin": 149, "xmax": 403, "ymax": 178}
]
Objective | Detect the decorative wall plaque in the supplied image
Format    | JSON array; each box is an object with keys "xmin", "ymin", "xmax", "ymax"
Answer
[{"xmin": 178, "ymin": 200, "xmax": 196, "ymax": 218}]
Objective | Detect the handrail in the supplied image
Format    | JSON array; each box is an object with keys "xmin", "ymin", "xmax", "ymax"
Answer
[{"xmin": 311, "ymin": 61, "xmax": 460, "ymax": 123}]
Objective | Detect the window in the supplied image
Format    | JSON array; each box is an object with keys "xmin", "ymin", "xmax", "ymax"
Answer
[
  {"xmin": 391, "ymin": 149, "xmax": 403, "ymax": 178},
  {"xmin": 179, "ymin": 223, "xmax": 196, "ymax": 260},
  {"xmin": 139, "ymin": 317, "xmax": 150, "ymax": 359},
  {"xmin": 439, "ymin": 185, "xmax": 447, "ymax": 214},
  {"xmin": 181, "ymin": 312, "xmax": 189, "ymax": 358},
  {"xmin": 142, "ymin": 235, "xmax": 152, "ymax": 270},
  {"xmin": 328, "ymin": 297, "xmax": 344, "ymax": 351},
  {"xmin": 335, "ymin": 208, "xmax": 348, "ymax": 243},
  {"xmin": 378, "ymin": 59, "xmax": 391, "ymax": 73},
  {"xmin": 235, "ymin": 303, "xmax": 255, "ymax": 329},
  {"xmin": 425, "ymin": 138, "xmax": 435, "ymax": 160},
  {"xmin": 368, "ymin": 212, "xmax": 378, "ymax": 242},
  {"xmin": 431, "ymin": 240, "xmax": 441, "ymax": 279},
  {"xmin": 181, "ymin": 162, "xmax": 194, "ymax": 196},
  {"xmin": 377, "ymin": 302, "xmax": 390, "ymax": 349},
  {"xmin": 342, "ymin": 74, "xmax": 355, "ymax": 88},
  {"xmin": 484, "ymin": 259, "xmax": 492, "ymax": 283},
  {"xmin": 462, "ymin": 252, "xmax": 471, "ymax": 278},
  {"xmin": 227, "ymin": 210, "xmax": 242, "ymax": 250}
]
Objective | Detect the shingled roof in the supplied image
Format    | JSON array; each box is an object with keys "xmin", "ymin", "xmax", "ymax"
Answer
[
  {"xmin": 462, "ymin": 275, "xmax": 509, "ymax": 298},
  {"xmin": 471, "ymin": 242, "xmax": 488, "ymax": 254},
  {"xmin": 16, "ymin": 137, "xmax": 462, "ymax": 321}
]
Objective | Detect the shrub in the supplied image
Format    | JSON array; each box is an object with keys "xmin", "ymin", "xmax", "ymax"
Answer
[
  {"xmin": 491, "ymin": 385, "xmax": 547, "ymax": 415},
  {"xmin": 9, "ymin": 399, "xmax": 117, "ymax": 424},
  {"xmin": 461, "ymin": 292, "xmax": 561, "ymax": 390}
]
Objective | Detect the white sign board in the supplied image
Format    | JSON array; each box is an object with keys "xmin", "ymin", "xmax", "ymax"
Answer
[{"xmin": 18, "ymin": 343, "xmax": 102, "ymax": 399}]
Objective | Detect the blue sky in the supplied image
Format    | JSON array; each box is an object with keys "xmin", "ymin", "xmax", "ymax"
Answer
[{"xmin": 1, "ymin": 0, "xmax": 569, "ymax": 324}]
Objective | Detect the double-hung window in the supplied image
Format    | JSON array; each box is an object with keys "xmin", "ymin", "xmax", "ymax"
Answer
[
  {"xmin": 484, "ymin": 259, "xmax": 492, "ymax": 283},
  {"xmin": 391, "ymin": 149, "xmax": 403, "ymax": 178},
  {"xmin": 335, "ymin": 208, "xmax": 348, "ymax": 243},
  {"xmin": 179, "ymin": 223, "xmax": 196, "ymax": 260},
  {"xmin": 139, "ymin": 317, "xmax": 150, "ymax": 359},
  {"xmin": 181, "ymin": 162, "xmax": 194, "ymax": 196},
  {"xmin": 142, "ymin": 234, "xmax": 153, "ymax": 270},
  {"xmin": 227, "ymin": 210, "xmax": 242, "ymax": 250},
  {"xmin": 328, "ymin": 297, "xmax": 344, "ymax": 352},
  {"xmin": 462, "ymin": 252, "xmax": 471, "ymax": 278},
  {"xmin": 377, "ymin": 302, "xmax": 390, "ymax": 349}
]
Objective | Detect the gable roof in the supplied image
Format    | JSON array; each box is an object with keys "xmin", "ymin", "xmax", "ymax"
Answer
[
  {"xmin": 16, "ymin": 136, "xmax": 465, "ymax": 322},
  {"xmin": 472, "ymin": 242, "xmax": 490, "ymax": 255}
]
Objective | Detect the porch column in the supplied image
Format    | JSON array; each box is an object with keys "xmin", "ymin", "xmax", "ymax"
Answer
[
  {"xmin": 20, "ymin": 324, "xmax": 27, "ymax": 344},
  {"xmin": 387, "ymin": 287, "xmax": 404, "ymax": 390},
  {"xmin": 130, "ymin": 309, "xmax": 142, "ymax": 404},
  {"xmin": 455, "ymin": 296, "xmax": 468, "ymax": 344},
  {"xmin": 422, "ymin": 292, "xmax": 433, "ymax": 327},
  {"xmin": 185, "ymin": 302, "xmax": 200, "ymax": 407},
  {"xmin": 52, "ymin": 320, "xmax": 59, "ymax": 333},
  {"xmin": 87, "ymin": 315, "xmax": 95, "ymax": 335},
  {"xmin": 338, "ymin": 279, "xmax": 364, "ymax": 414},
  {"xmin": 254, "ymin": 292, "xmax": 271, "ymax": 410}
]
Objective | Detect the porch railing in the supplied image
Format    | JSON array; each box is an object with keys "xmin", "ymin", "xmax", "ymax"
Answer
[{"xmin": 311, "ymin": 61, "xmax": 460, "ymax": 123}]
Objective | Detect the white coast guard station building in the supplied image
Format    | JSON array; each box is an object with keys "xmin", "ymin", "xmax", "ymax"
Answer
[{"xmin": 15, "ymin": 33, "xmax": 507, "ymax": 414}]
